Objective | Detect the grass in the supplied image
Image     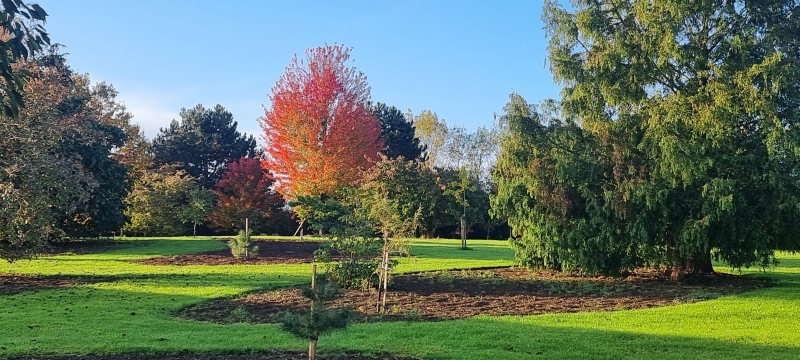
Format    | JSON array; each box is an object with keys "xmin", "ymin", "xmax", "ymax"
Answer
[{"xmin": 1, "ymin": 237, "xmax": 799, "ymax": 359}]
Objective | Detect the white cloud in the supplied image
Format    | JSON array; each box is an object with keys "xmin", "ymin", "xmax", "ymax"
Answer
[{"xmin": 117, "ymin": 92, "xmax": 181, "ymax": 139}]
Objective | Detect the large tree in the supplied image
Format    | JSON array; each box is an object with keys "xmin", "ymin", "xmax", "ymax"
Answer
[
  {"xmin": 493, "ymin": 1, "xmax": 800, "ymax": 277},
  {"xmin": 1, "ymin": 53, "xmax": 118, "ymax": 260},
  {"xmin": 370, "ymin": 102, "xmax": 424, "ymax": 162},
  {"xmin": 261, "ymin": 44, "xmax": 383, "ymax": 200},
  {"xmin": 153, "ymin": 104, "xmax": 256, "ymax": 189}
]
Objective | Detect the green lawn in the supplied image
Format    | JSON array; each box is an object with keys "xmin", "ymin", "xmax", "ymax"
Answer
[{"xmin": 1, "ymin": 237, "xmax": 798, "ymax": 359}]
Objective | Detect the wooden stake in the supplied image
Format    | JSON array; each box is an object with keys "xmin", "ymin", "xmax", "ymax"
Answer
[
  {"xmin": 376, "ymin": 240, "xmax": 386, "ymax": 313},
  {"xmin": 309, "ymin": 264, "xmax": 317, "ymax": 360},
  {"xmin": 245, "ymin": 218, "xmax": 250, "ymax": 259},
  {"xmin": 381, "ymin": 249, "xmax": 389, "ymax": 311}
]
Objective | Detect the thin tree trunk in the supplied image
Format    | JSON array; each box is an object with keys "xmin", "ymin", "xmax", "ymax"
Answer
[
  {"xmin": 381, "ymin": 249, "xmax": 389, "ymax": 310},
  {"xmin": 460, "ymin": 216, "xmax": 467, "ymax": 249},
  {"xmin": 308, "ymin": 339, "xmax": 317, "ymax": 360},
  {"xmin": 376, "ymin": 241, "xmax": 386, "ymax": 313}
]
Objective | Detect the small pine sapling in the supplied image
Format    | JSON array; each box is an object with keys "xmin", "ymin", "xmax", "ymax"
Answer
[
  {"xmin": 278, "ymin": 265, "xmax": 351, "ymax": 360},
  {"xmin": 228, "ymin": 229, "xmax": 258, "ymax": 260}
]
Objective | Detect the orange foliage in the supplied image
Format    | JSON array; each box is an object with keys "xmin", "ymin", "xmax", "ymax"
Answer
[{"xmin": 260, "ymin": 44, "xmax": 382, "ymax": 199}]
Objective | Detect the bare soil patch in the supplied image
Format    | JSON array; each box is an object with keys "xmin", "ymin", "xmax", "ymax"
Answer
[
  {"xmin": 133, "ymin": 241, "xmax": 337, "ymax": 266},
  {"xmin": 176, "ymin": 267, "xmax": 772, "ymax": 323},
  {"xmin": 0, "ymin": 274, "xmax": 118, "ymax": 295},
  {"xmin": 5, "ymin": 351, "xmax": 421, "ymax": 360}
]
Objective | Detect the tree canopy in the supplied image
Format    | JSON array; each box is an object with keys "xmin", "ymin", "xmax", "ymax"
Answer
[
  {"xmin": 0, "ymin": 0, "xmax": 49, "ymax": 118},
  {"xmin": 492, "ymin": 1, "xmax": 800, "ymax": 277},
  {"xmin": 261, "ymin": 44, "xmax": 383, "ymax": 200},
  {"xmin": 370, "ymin": 102, "xmax": 424, "ymax": 162},
  {"xmin": 208, "ymin": 157, "xmax": 286, "ymax": 234},
  {"xmin": 153, "ymin": 104, "xmax": 256, "ymax": 189},
  {"xmin": 0, "ymin": 50, "xmax": 132, "ymax": 260}
]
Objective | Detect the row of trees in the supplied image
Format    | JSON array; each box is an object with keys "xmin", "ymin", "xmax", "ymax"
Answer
[
  {"xmin": 0, "ymin": 36, "xmax": 508, "ymax": 263},
  {"xmin": 11, "ymin": 1, "xmax": 794, "ymax": 280}
]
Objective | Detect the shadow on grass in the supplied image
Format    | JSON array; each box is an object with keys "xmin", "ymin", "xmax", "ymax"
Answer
[{"xmin": 332, "ymin": 317, "xmax": 800, "ymax": 360}]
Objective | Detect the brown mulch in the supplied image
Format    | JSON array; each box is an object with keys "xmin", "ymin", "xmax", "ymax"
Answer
[
  {"xmin": 132, "ymin": 241, "xmax": 339, "ymax": 266},
  {"xmin": 5, "ymin": 351, "xmax": 421, "ymax": 360},
  {"xmin": 176, "ymin": 267, "xmax": 773, "ymax": 323},
  {"xmin": 0, "ymin": 274, "xmax": 119, "ymax": 295}
]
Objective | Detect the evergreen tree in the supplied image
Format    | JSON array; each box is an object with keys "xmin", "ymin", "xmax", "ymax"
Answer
[
  {"xmin": 370, "ymin": 102, "xmax": 425, "ymax": 162},
  {"xmin": 493, "ymin": 1, "xmax": 800, "ymax": 278},
  {"xmin": 153, "ymin": 104, "xmax": 256, "ymax": 189}
]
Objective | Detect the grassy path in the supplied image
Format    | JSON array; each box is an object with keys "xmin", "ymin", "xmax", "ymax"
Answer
[{"xmin": 1, "ymin": 237, "xmax": 798, "ymax": 359}]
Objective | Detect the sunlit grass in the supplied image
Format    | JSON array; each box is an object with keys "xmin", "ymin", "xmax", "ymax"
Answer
[{"xmin": 1, "ymin": 238, "xmax": 799, "ymax": 359}]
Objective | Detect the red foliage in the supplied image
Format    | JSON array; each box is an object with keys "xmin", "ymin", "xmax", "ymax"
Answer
[
  {"xmin": 208, "ymin": 157, "xmax": 285, "ymax": 231},
  {"xmin": 260, "ymin": 44, "xmax": 383, "ymax": 199}
]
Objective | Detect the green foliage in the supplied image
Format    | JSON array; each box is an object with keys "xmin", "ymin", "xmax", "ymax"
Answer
[
  {"xmin": 152, "ymin": 104, "xmax": 256, "ymax": 189},
  {"xmin": 228, "ymin": 230, "xmax": 258, "ymax": 259},
  {"xmin": 493, "ymin": 1, "xmax": 800, "ymax": 276},
  {"xmin": 371, "ymin": 102, "xmax": 425, "ymax": 162},
  {"xmin": 123, "ymin": 168, "xmax": 213, "ymax": 236},
  {"xmin": 296, "ymin": 194, "xmax": 385, "ymax": 289},
  {"xmin": 410, "ymin": 109, "xmax": 448, "ymax": 169},
  {"xmin": 277, "ymin": 277, "xmax": 351, "ymax": 359},
  {"xmin": 0, "ymin": 0, "xmax": 49, "ymax": 118},
  {"xmin": 0, "ymin": 50, "xmax": 133, "ymax": 260}
]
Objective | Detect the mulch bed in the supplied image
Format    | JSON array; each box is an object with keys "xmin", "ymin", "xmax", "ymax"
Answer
[
  {"xmin": 176, "ymin": 267, "xmax": 773, "ymax": 323},
  {"xmin": 132, "ymin": 241, "xmax": 338, "ymax": 266},
  {"xmin": 5, "ymin": 352, "xmax": 421, "ymax": 360},
  {"xmin": 0, "ymin": 274, "xmax": 118, "ymax": 295}
]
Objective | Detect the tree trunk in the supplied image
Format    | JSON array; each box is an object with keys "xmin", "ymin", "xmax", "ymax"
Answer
[
  {"xmin": 670, "ymin": 250, "xmax": 714, "ymax": 281},
  {"xmin": 308, "ymin": 338, "xmax": 317, "ymax": 360},
  {"xmin": 460, "ymin": 216, "xmax": 467, "ymax": 249},
  {"xmin": 193, "ymin": 222, "xmax": 197, "ymax": 238}
]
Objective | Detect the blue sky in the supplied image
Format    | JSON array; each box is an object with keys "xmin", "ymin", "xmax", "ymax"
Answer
[{"xmin": 39, "ymin": 0, "xmax": 561, "ymax": 140}]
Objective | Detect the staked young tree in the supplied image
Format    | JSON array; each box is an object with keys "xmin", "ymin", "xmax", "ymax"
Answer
[
  {"xmin": 261, "ymin": 44, "xmax": 383, "ymax": 201},
  {"xmin": 370, "ymin": 102, "xmax": 425, "ymax": 162},
  {"xmin": 153, "ymin": 104, "xmax": 256, "ymax": 189}
]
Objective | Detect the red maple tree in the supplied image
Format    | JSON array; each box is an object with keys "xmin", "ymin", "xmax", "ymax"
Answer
[
  {"xmin": 260, "ymin": 44, "xmax": 383, "ymax": 199},
  {"xmin": 207, "ymin": 157, "xmax": 285, "ymax": 232}
]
